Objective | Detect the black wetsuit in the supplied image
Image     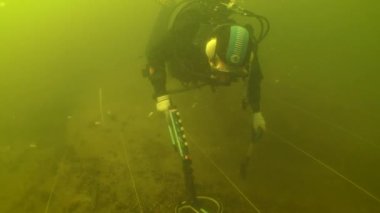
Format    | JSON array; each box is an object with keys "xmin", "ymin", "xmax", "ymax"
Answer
[{"xmin": 146, "ymin": 0, "xmax": 263, "ymax": 112}]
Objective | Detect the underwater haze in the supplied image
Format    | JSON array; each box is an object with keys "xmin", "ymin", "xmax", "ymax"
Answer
[{"xmin": 0, "ymin": 0, "xmax": 379, "ymax": 212}]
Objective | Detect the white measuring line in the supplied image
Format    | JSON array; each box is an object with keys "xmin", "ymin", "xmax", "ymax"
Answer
[
  {"xmin": 187, "ymin": 133, "xmax": 261, "ymax": 213},
  {"xmin": 119, "ymin": 133, "xmax": 144, "ymax": 213},
  {"xmin": 268, "ymin": 97, "xmax": 380, "ymax": 150},
  {"xmin": 269, "ymin": 130, "xmax": 380, "ymax": 204},
  {"xmin": 44, "ymin": 151, "xmax": 68, "ymax": 213},
  {"xmin": 100, "ymin": 87, "xmax": 142, "ymax": 212},
  {"xmin": 45, "ymin": 87, "xmax": 105, "ymax": 212},
  {"xmin": 99, "ymin": 88, "xmax": 105, "ymax": 124}
]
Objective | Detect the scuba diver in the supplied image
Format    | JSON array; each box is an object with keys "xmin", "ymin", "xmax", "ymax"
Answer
[{"xmin": 145, "ymin": 0, "xmax": 269, "ymax": 133}]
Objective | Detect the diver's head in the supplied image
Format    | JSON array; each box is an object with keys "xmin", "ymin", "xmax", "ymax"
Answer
[{"xmin": 205, "ymin": 25, "xmax": 252, "ymax": 83}]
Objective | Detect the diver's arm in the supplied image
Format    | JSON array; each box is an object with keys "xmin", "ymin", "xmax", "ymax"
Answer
[
  {"xmin": 146, "ymin": 23, "xmax": 176, "ymax": 98},
  {"xmin": 145, "ymin": 3, "xmax": 176, "ymax": 98},
  {"xmin": 247, "ymin": 52, "xmax": 266, "ymax": 131},
  {"xmin": 147, "ymin": 63, "xmax": 167, "ymax": 98},
  {"xmin": 247, "ymin": 53, "xmax": 263, "ymax": 113},
  {"xmin": 146, "ymin": 38, "xmax": 168, "ymax": 98},
  {"xmin": 146, "ymin": 41, "xmax": 171, "ymax": 112}
]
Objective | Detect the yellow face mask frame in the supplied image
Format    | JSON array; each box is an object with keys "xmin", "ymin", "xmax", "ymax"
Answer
[{"xmin": 205, "ymin": 37, "xmax": 250, "ymax": 74}]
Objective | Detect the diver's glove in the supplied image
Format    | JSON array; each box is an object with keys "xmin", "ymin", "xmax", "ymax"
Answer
[
  {"xmin": 252, "ymin": 112, "xmax": 266, "ymax": 132},
  {"xmin": 156, "ymin": 95, "xmax": 171, "ymax": 112}
]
